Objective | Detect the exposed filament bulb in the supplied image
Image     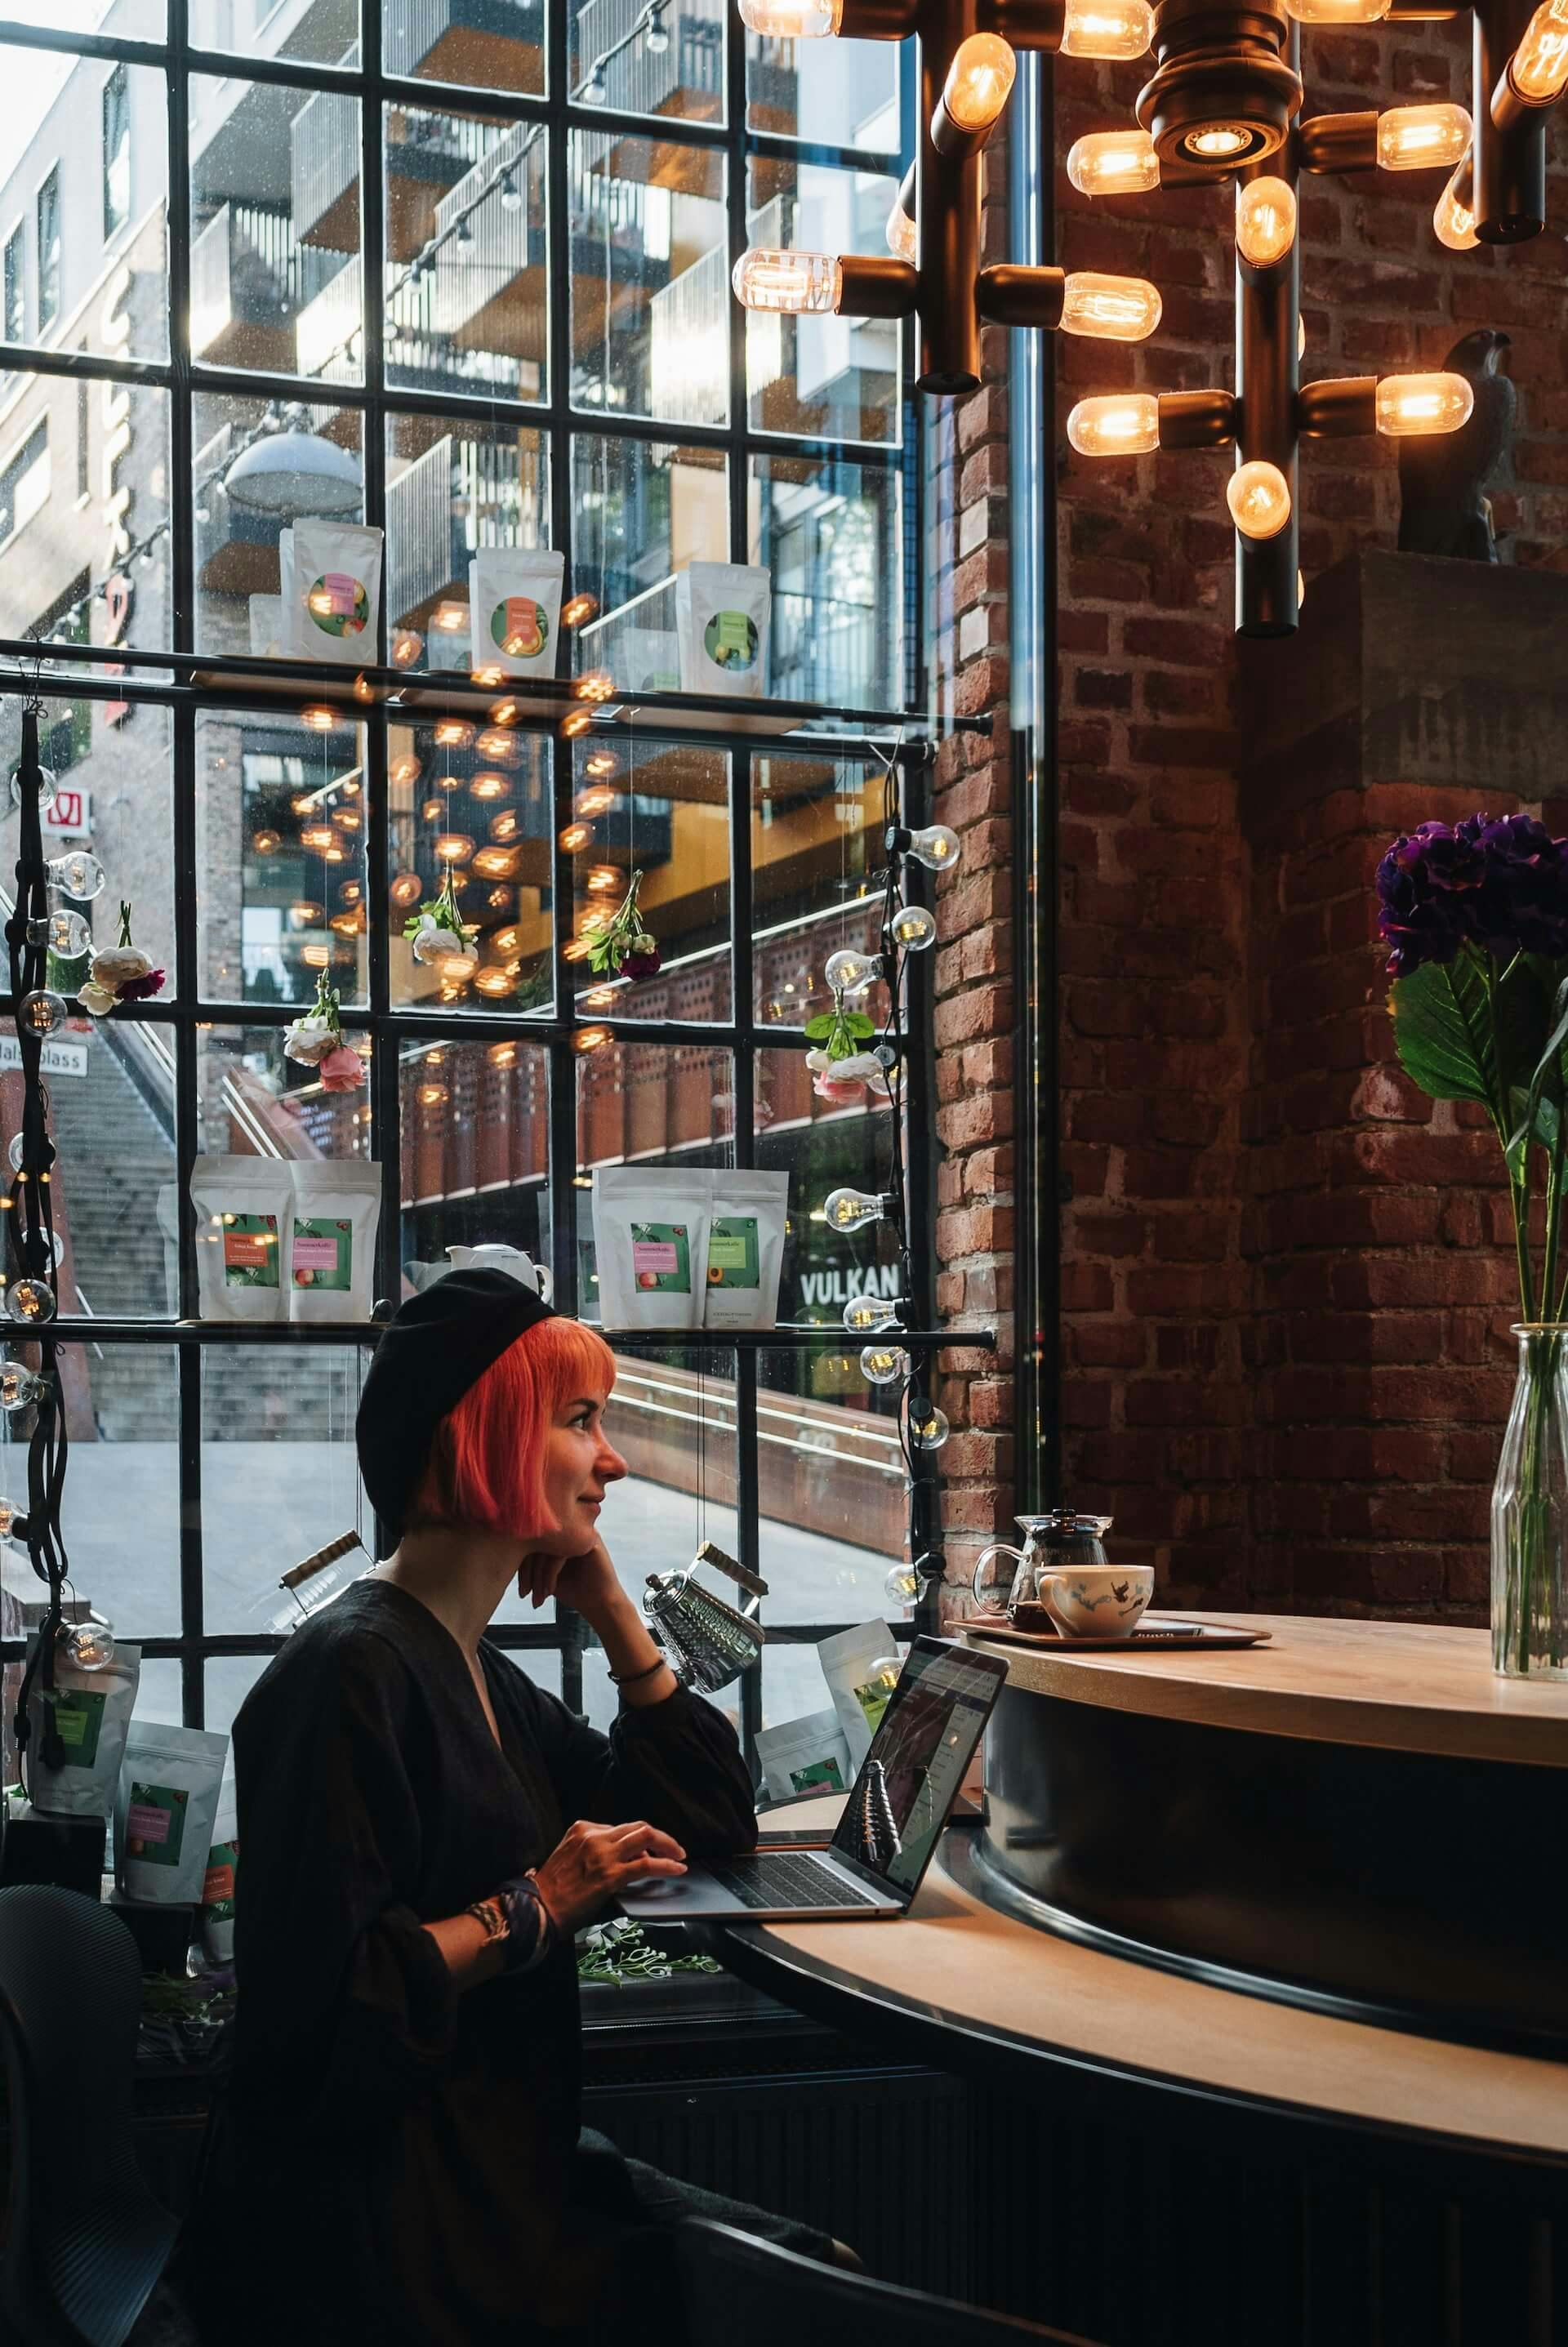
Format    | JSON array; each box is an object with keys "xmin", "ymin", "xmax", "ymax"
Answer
[
  {"xmin": 1376, "ymin": 104, "xmax": 1471, "ymax": 170},
  {"xmin": 1067, "ymin": 393, "xmax": 1160, "ymax": 456},
  {"xmin": 737, "ymin": 0, "xmax": 842, "ymax": 33},
  {"xmin": 1067, "ymin": 130, "xmax": 1161, "ymax": 197},
  {"xmin": 1235, "ymin": 177, "xmax": 1297, "ymax": 269},
  {"xmin": 1374, "ymin": 372, "xmax": 1474, "ymax": 436},
  {"xmin": 1432, "ymin": 160, "xmax": 1479, "ymax": 251},
  {"xmin": 732, "ymin": 248, "xmax": 842, "ymax": 314},
  {"xmin": 1511, "ymin": 0, "xmax": 1568, "ymax": 100},
  {"xmin": 1227, "ymin": 461, "xmax": 1292, "ymax": 540},
  {"xmin": 1060, "ymin": 0, "xmax": 1154, "ymax": 59},
  {"xmin": 1060, "ymin": 271, "xmax": 1162, "ymax": 341},
  {"xmin": 943, "ymin": 34, "xmax": 1016, "ymax": 132}
]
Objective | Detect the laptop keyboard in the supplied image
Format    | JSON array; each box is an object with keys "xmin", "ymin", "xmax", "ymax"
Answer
[{"xmin": 704, "ymin": 1853, "xmax": 882, "ymax": 1910}]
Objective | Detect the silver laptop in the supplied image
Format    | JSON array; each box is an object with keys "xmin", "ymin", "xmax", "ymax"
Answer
[{"xmin": 619, "ymin": 1637, "xmax": 1008, "ymax": 1923}]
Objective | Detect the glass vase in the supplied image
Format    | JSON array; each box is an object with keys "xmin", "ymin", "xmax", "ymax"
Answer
[{"xmin": 1491, "ymin": 1325, "xmax": 1568, "ymax": 1678}]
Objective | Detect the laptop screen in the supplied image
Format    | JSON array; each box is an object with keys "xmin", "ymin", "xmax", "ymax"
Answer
[{"xmin": 831, "ymin": 1637, "xmax": 1004, "ymax": 1895}]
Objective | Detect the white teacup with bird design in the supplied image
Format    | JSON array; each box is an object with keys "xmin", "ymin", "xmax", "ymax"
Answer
[{"xmin": 1036, "ymin": 1565, "xmax": 1155, "ymax": 1639}]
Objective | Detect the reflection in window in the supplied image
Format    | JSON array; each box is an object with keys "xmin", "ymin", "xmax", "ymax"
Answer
[
  {"xmin": 197, "ymin": 1025, "xmax": 373, "ymax": 1164},
  {"xmin": 193, "ymin": 392, "xmax": 363, "ymax": 656},
  {"xmin": 384, "ymin": 106, "xmax": 548, "ymax": 403},
  {"xmin": 569, "ymin": 135, "xmax": 728, "ymax": 430},
  {"xmin": 384, "ymin": 412, "xmax": 549, "ymax": 671},
  {"xmin": 3, "ymin": 224, "xmax": 24, "ymax": 345},
  {"xmin": 388, "ymin": 719, "xmax": 553, "ymax": 1014},
  {"xmin": 751, "ymin": 452, "xmax": 902, "ymax": 709},
  {"xmin": 567, "ymin": 738, "xmax": 731, "ymax": 1023},
  {"xmin": 0, "ymin": 421, "xmax": 48, "ymax": 549},
  {"xmin": 745, "ymin": 25, "xmax": 898, "ymax": 149},
  {"xmin": 744, "ymin": 158, "xmax": 902, "ymax": 444},
  {"xmin": 752, "ymin": 752, "xmax": 889, "ymax": 1031},
  {"xmin": 36, "ymin": 169, "xmax": 60, "ymax": 333},
  {"xmin": 103, "ymin": 65, "xmax": 131, "ymax": 242},
  {"xmin": 571, "ymin": 0, "xmax": 724, "ymax": 127},
  {"xmin": 400, "ymin": 1036, "xmax": 551, "ymax": 1258},
  {"xmin": 571, "ymin": 435, "xmax": 727, "ymax": 679}
]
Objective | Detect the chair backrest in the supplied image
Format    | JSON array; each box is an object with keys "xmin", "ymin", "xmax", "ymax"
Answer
[
  {"xmin": 676, "ymin": 2219, "xmax": 1098, "ymax": 2347},
  {"xmin": 0, "ymin": 1884, "xmax": 179, "ymax": 2347}
]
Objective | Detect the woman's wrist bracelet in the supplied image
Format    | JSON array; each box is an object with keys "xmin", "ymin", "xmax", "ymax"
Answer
[
  {"xmin": 495, "ymin": 1871, "xmax": 555, "ymax": 1974},
  {"xmin": 608, "ymin": 1651, "xmax": 668, "ymax": 1688}
]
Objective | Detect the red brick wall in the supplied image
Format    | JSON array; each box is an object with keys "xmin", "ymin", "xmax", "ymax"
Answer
[{"xmin": 931, "ymin": 33, "xmax": 1568, "ymax": 1622}]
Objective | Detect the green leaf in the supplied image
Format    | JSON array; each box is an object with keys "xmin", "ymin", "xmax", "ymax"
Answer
[
  {"xmin": 1507, "ymin": 974, "xmax": 1568, "ymax": 1165},
  {"xmin": 844, "ymin": 1011, "xmax": 875, "ymax": 1039},
  {"xmin": 1389, "ymin": 951, "xmax": 1499, "ymax": 1119},
  {"xmin": 801, "ymin": 1013, "xmax": 836, "ymax": 1041}
]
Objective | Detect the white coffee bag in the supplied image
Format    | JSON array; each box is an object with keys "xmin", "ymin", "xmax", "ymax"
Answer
[
  {"xmin": 675, "ymin": 562, "xmax": 770, "ymax": 700},
  {"xmin": 469, "ymin": 548, "xmax": 564, "ymax": 679},
  {"xmin": 292, "ymin": 519, "xmax": 383, "ymax": 666},
  {"xmin": 190, "ymin": 1155, "xmax": 295, "ymax": 1323},
  {"xmin": 755, "ymin": 1708, "xmax": 853, "ymax": 1803},
  {"xmin": 702, "ymin": 1169, "xmax": 789, "ymax": 1333},
  {"xmin": 592, "ymin": 1165, "xmax": 710, "ymax": 1331},
  {"xmin": 287, "ymin": 1160, "xmax": 381, "ymax": 1323},
  {"xmin": 116, "ymin": 1720, "xmax": 230, "ymax": 1905},
  {"xmin": 27, "ymin": 1637, "xmax": 140, "ymax": 1819},
  {"xmin": 816, "ymin": 1620, "xmax": 903, "ymax": 1770}
]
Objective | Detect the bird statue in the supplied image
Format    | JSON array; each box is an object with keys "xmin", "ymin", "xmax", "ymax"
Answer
[{"xmin": 1397, "ymin": 328, "xmax": 1516, "ymax": 562}]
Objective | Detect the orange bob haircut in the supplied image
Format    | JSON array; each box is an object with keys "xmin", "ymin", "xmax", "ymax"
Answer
[{"xmin": 409, "ymin": 1315, "xmax": 617, "ymax": 1539}]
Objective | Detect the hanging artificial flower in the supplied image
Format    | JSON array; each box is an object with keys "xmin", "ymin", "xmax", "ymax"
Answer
[
  {"xmin": 403, "ymin": 867, "xmax": 479, "ymax": 968},
  {"xmin": 78, "ymin": 902, "xmax": 165, "ymax": 1018},
  {"xmin": 803, "ymin": 982, "xmax": 883, "ymax": 1102},
  {"xmin": 582, "ymin": 869, "xmax": 661, "ymax": 981},
  {"xmin": 283, "ymin": 971, "xmax": 366, "ymax": 1091}
]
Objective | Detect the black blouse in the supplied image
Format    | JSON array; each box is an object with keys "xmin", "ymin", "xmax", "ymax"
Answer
[{"xmin": 224, "ymin": 1579, "xmax": 756, "ymax": 2345}]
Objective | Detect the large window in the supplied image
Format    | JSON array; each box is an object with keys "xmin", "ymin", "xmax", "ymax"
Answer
[
  {"xmin": 35, "ymin": 166, "xmax": 59, "ymax": 333},
  {"xmin": 0, "ymin": 420, "xmax": 48, "ymax": 548},
  {"xmin": 103, "ymin": 65, "xmax": 131, "ymax": 243},
  {"xmin": 2, "ymin": 223, "xmax": 22, "ymax": 346},
  {"xmin": 0, "ymin": 8, "xmax": 933, "ymax": 1766}
]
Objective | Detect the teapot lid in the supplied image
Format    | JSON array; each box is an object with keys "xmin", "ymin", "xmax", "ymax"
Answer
[{"xmin": 1022, "ymin": 1509, "xmax": 1113, "ymax": 1536}]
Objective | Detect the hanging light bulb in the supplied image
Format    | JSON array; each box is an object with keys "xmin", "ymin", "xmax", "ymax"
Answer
[
  {"xmin": 62, "ymin": 1617, "xmax": 116, "ymax": 1671},
  {"xmin": 824, "ymin": 947, "xmax": 880, "ymax": 991},
  {"xmin": 644, "ymin": 3, "xmax": 670, "ymax": 52},
  {"xmin": 0, "ymin": 1361, "xmax": 47, "ymax": 1411},
  {"xmin": 884, "ymin": 1560, "xmax": 921, "ymax": 1608},
  {"xmin": 1059, "ymin": 271, "xmax": 1163, "ymax": 341},
  {"xmin": 1061, "ymin": 0, "xmax": 1155, "ymax": 58},
  {"xmin": 5, "ymin": 1279, "xmax": 56, "ymax": 1326},
  {"xmin": 942, "ymin": 33, "xmax": 1017, "ymax": 132},
  {"xmin": 11, "ymin": 763, "xmax": 57, "ymax": 812},
  {"xmin": 498, "ymin": 168, "xmax": 523, "ymax": 214},
  {"xmin": 1284, "ymin": 0, "xmax": 1388, "ymax": 19},
  {"xmin": 904, "ymin": 824, "xmax": 960, "ymax": 872},
  {"xmin": 844, "ymin": 1293, "xmax": 902, "ymax": 1334},
  {"xmin": 732, "ymin": 248, "xmax": 843, "ymax": 314},
  {"xmin": 18, "ymin": 989, "xmax": 69, "ymax": 1039},
  {"xmin": 907, "ymin": 1396, "xmax": 950, "ymax": 1450},
  {"xmin": 1374, "ymin": 372, "xmax": 1474, "ymax": 435},
  {"xmin": 824, "ymin": 1187, "xmax": 890, "ymax": 1233},
  {"xmin": 738, "ymin": 0, "xmax": 843, "ymax": 33},
  {"xmin": 1376, "ymin": 104, "xmax": 1471, "ymax": 170},
  {"xmin": 5, "ymin": 1136, "xmax": 22, "ymax": 1173},
  {"xmin": 453, "ymin": 216, "xmax": 474, "ymax": 252},
  {"xmin": 0, "ymin": 1494, "xmax": 19, "ymax": 1537},
  {"xmin": 575, "ymin": 1026, "xmax": 613, "ymax": 1053},
  {"xmin": 1235, "ymin": 178, "xmax": 1297, "ymax": 268},
  {"xmin": 1067, "ymin": 393, "xmax": 1160, "ymax": 456},
  {"xmin": 581, "ymin": 62, "xmax": 608, "ymax": 103},
  {"xmin": 1433, "ymin": 161, "xmax": 1480, "ymax": 250},
  {"xmin": 860, "ymin": 1343, "xmax": 910, "ymax": 1386},
  {"xmin": 47, "ymin": 848, "xmax": 107, "ymax": 899},
  {"xmin": 889, "ymin": 903, "xmax": 937, "ymax": 951},
  {"xmin": 1067, "ymin": 129, "xmax": 1162, "ymax": 197},
  {"xmin": 252, "ymin": 827, "xmax": 281, "ymax": 856},
  {"xmin": 46, "ymin": 910, "xmax": 91, "ymax": 957},
  {"xmin": 1511, "ymin": 0, "xmax": 1568, "ymax": 100},
  {"xmin": 1226, "ymin": 460, "xmax": 1292, "ymax": 539}
]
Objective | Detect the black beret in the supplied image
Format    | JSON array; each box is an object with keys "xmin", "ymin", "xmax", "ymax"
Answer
[{"xmin": 355, "ymin": 1267, "xmax": 555, "ymax": 1537}]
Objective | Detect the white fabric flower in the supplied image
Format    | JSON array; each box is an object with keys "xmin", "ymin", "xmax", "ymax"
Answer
[
  {"xmin": 826, "ymin": 1051, "xmax": 885, "ymax": 1084},
  {"xmin": 804, "ymin": 1048, "xmax": 832, "ymax": 1073},
  {"xmin": 91, "ymin": 945, "xmax": 152, "ymax": 988},
  {"xmin": 77, "ymin": 980, "xmax": 117, "ymax": 1018},
  {"xmin": 409, "ymin": 919, "xmax": 449, "ymax": 965},
  {"xmin": 283, "ymin": 1012, "xmax": 336, "ymax": 1066}
]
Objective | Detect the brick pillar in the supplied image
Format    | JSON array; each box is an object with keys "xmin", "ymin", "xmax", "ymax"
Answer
[{"xmin": 1240, "ymin": 547, "xmax": 1568, "ymax": 1619}]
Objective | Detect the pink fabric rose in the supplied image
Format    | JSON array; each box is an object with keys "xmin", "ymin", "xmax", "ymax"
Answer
[{"xmin": 318, "ymin": 1044, "xmax": 366, "ymax": 1093}]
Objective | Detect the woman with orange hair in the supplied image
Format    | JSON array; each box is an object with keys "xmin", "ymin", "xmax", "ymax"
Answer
[{"xmin": 216, "ymin": 1269, "xmax": 827, "ymax": 2345}]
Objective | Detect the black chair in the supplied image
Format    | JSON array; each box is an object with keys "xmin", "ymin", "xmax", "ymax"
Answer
[
  {"xmin": 676, "ymin": 2219, "xmax": 1100, "ymax": 2347},
  {"xmin": 0, "ymin": 1884, "xmax": 180, "ymax": 2347}
]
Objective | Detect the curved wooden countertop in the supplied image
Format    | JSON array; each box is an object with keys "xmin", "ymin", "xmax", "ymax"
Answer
[
  {"xmin": 721, "ymin": 1796, "xmax": 1568, "ymax": 2180},
  {"xmin": 961, "ymin": 1611, "xmax": 1568, "ymax": 1766}
]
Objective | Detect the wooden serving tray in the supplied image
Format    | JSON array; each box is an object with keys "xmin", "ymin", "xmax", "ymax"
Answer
[{"xmin": 967, "ymin": 1612, "xmax": 1275, "ymax": 1653}]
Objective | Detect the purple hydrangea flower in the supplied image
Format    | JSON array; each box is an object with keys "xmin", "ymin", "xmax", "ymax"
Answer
[
  {"xmin": 1377, "ymin": 822, "xmax": 1484, "ymax": 977},
  {"xmin": 1378, "ymin": 814, "xmax": 1568, "ymax": 976}
]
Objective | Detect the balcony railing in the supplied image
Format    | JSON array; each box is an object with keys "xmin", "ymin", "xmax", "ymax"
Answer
[
  {"xmin": 385, "ymin": 432, "xmax": 547, "ymax": 626},
  {"xmin": 295, "ymin": 256, "xmax": 363, "ymax": 383},
  {"xmin": 384, "ymin": 0, "xmax": 545, "ymax": 90},
  {"xmin": 190, "ymin": 203, "xmax": 340, "ymax": 371},
  {"xmin": 292, "ymin": 95, "xmax": 487, "ymax": 254},
  {"xmin": 647, "ymin": 241, "xmax": 729, "ymax": 431},
  {"xmin": 574, "ymin": 0, "xmax": 723, "ymax": 118}
]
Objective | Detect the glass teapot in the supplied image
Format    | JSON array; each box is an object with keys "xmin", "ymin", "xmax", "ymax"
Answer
[{"xmin": 973, "ymin": 1511, "xmax": 1115, "ymax": 1618}]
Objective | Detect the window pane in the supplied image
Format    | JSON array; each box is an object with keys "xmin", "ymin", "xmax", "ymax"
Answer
[
  {"xmin": 757, "ymin": 1345, "xmax": 905, "ymax": 1623},
  {"xmin": 744, "ymin": 158, "xmax": 901, "ymax": 445},
  {"xmin": 399, "ymin": 1034, "xmax": 551, "ymax": 1307},
  {"xmin": 571, "ymin": 0, "xmax": 724, "ymax": 127},
  {"xmin": 755, "ymin": 1044, "xmax": 902, "ymax": 1322},
  {"xmin": 194, "ymin": 392, "xmax": 364, "ymax": 656},
  {"xmin": 102, "ymin": 64, "xmax": 131, "ymax": 242},
  {"xmin": 198, "ymin": 708, "xmax": 370, "ymax": 1008},
  {"xmin": 200, "ymin": 1344, "xmax": 370, "ymax": 1634},
  {"xmin": 577, "ymin": 1041, "xmax": 735, "ymax": 1316},
  {"xmin": 384, "ymin": 104, "xmax": 547, "ymax": 403},
  {"xmin": 385, "ymin": 0, "xmax": 544, "ymax": 96},
  {"xmin": 746, "ymin": 27, "xmax": 900, "ymax": 149},
  {"xmin": 571, "ymin": 434, "xmax": 727, "ymax": 680},
  {"xmin": 385, "ymin": 410, "xmax": 549, "ymax": 664},
  {"xmin": 389, "ymin": 719, "xmax": 553, "ymax": 1014},
  {"xmin": 191, "ymin": 73, "xmax": 363, "ymax": 381},
  {"xmin": 0, "ymin": 375, "xmax": 172, "ymax": 652},
  {"xmin": 51, "ymin": 1343, "xmax": 182, "ymax": 1637},
  {"xmin": 749, "ymin": 450, "xmax": 903, "ymax": 709},
  {"xmin": 197, "ymin": 1022, "xmax": 374, "ymax": 1163},
  {"xmin": 753, "ymin": 750, "xmax": 891, "ymax": 1030},
  {"xmin": 2, "ymin": 2, "xmax": 163, "ymax": 26},
  {"xmin": 567, "ymin": 738, "xmax": 731, "ymax": 1024},
  {"xmin": 191, "ymin": 0, "xmax": 355, "ymax": 63},
  {"xmin": 569, "ymin": 134, "xmax": 728, "ymax": 431}
]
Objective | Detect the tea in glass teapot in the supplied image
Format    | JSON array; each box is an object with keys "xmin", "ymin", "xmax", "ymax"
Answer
[{"xmin": 973, "ymin": 1510, "xmax": 1115, "ymax": 1619}]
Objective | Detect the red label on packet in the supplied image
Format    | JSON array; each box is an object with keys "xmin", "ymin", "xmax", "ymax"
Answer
[{"xmin": 203, "ymin": 1860, "xmax": 235, "ymax": 1904}]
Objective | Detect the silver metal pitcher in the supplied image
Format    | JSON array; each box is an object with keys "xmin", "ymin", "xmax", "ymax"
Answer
[{"xmin": 642, "ymin": 1540, "xmax": 766, "ymax": 1693}]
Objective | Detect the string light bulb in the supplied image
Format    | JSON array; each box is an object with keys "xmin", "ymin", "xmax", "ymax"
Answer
[
  {"xmin": 1375, "ymin": 104, "xmax": 1471, "ymax": 170},
  {"xmin": 62, "ymin": 1618, "xmax": 116, "ymax": 1670},
  {"xmin": 1374, "ymin": 372, "xmax": 1474, "ymax": 435},
  {"xmin": 844, "ymin": 1294, "xmax": 902, "ymax": 1334},
  {"xmin": 884, "ymin": 1560, "xmax": 921, "ymax": 1608},
  {"xmin": 1060, "ymin": 271, "xmax": 1163, "ymax": 341},
  {"xmin": 907, "ymin": 1397, "xmax": 950, "ymax": 1450},
  {"xmin": 942, "ymin": 33, "xmax": 1016, "ymax": 132},
  {"xmin": 889, "ymin": 904, "xmax": 937, "ymax": 951},
  {"xmin": 1510, "ymin": 0, "xmax": 1568, "ymax": 100},
  {"xmin": 824, "ymin": 947, "xmax": 880, "ymax": 991},
  {"xmin": 18, "ymin": 990, "xmax": 68, "ymax": 1039},
  {"xmin": 1236, "ymin": 178, "xmax": 1297, "ymax": 268},
  {"xmin": 1284, "ymin": 0, "xmax": 1388, "ymax": 20},
  {"xmin": 732, "ymin": 248, "xmax": 843, "ymax": 315},
  {"xmin": 47, "ymin": 849, "xmax": 106, "ymax": 899},
  {"xmin": 11, "ymin": 764, "xmax": 56, "ymax": 812},
  {"xmin": 860, "ymin": 1343, "xmax": 910, "ymax": 1387},
  {"xmin": 1226, "ymin": 460, "xmax": 1292, "ymax": 539},
  {"xmin": 904, "ymin": 823, "xmax": 960, "ymax": 872},
  {"xmin": 5, "ymin": 1279, "xmax": 56, "ymax": 1325},
  {"xmin": 1060, "ymin": 0, "xmax": 1154, "ymax": 56},
  {"xmin": 737, "ymin": 0, "xmax": 843, "ymax": 33},
  {"xmin": 1067, "ymin": 130, "xmax": 1161, "ymax": 197},
  {"xmin": 1433, "ymin": 162, "xmax": 1480, "ymax": 250},
  {"xmin": 824, "ymin": 1187, "xmax": 890, "ymax": 1232},
  {"xmin": 0, "ymin": 1361, "xmax": 47, "ymax": 1411},
  {"xmin": 47, "ymin": 910, "xmax": 91, "ymax": 957},
  {"xmin": 0, "ymin": 1495, "xmax": 18, "ymax": 1537},
  {"xmin": 1067, "ymin": 393, "xmax": 1160, "ymax": 456}
]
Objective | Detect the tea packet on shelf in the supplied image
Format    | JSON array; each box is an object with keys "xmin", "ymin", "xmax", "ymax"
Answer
[
  {"xmin": 291, "ymin": 519, "xmax": 383, "ymax": 666},
  {"xmin": 287, "ymin": 1160, "xmax": 381, "ymax": 1323},
  {"xmin": 755, "ymin": 1708, "xmax": 853, "ymax": 1804},
  {"xmin": 591, "ymin": 1166, "xmax": 710, "ymax": 1332},
  {"xmin": 675, "ymin": 562, "xmax": 771, "ymax": 701},
  {"xmin": 469, "ymin": 548, "xmax": 564, "ymax": 679},
  {"xmin": 26, "ymin": 1637, "xmax": 141, "ymax": 1819},
  {"xmin": 702, "ymin": 1169, "xmax": 788, "ymax": 1333},
  {"xmin": 816, "ymin": 1620, "xmax": 903, "ymax": 1770},
  {"xmin": 115, "ymin": 1720, "xmax": 230, "ymax": 1905},
  {"xmin": 191, "ymin": 1156, "xmax": 294, "ymax": 1323}
]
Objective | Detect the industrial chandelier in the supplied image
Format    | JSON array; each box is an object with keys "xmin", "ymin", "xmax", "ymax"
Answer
[{"xmin": 731, "ymin": 0, "xmax": 1568, "ymax": 637}]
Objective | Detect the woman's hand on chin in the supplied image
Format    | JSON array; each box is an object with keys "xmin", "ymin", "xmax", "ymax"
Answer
[{"xmin": 518, "ymin": 1534, "xmax": 625, "ymax": 1628}]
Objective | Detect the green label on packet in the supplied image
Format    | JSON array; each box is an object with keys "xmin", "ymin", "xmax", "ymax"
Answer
[
  {"xmin": 852, "ymin": 1677, "xmax": 895, "ymax": 1737},
  {"xmin": 706, "ymin": 1216, "xmax": 760, "ymax": 1290},
  {"xmin": 630, "ymin": 1222, "xmax": 691, "ymax": 1294},
  {"xmin": 789, "ymin": 1757, "xmax": 845, "ymax": 1794},
  {"xmin": 46, "ymin": 1687, "xmax": 106, "ymax": 1766},
  {"xmin": 126, "ymin": 1781, "xmax": 189, "ymax": 1867},
  {"xmin": 292, "ymin": 1217, "xmax": 352, "ymax": 1292}
]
